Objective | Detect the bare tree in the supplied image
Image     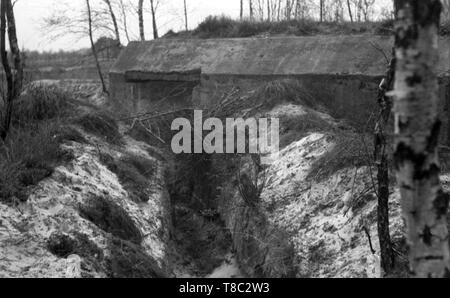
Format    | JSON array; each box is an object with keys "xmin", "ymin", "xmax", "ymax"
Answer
[
  {"xmin": 346, "ymin": 0, "xmax": 353, "ymax": 22},
  {"xmin": 183, "ymin": 0, "xmax": 188, "ymax": 31},
  {"xmin": 374, "ymin": 50, "xmax": 395, "ymax": 276},
  {"xmin": 392, "ymin": 0, "xmax": 450, "ymax": 277},
  {"xmin": 443, "ymin": 0, "xmax": 450, "ymax": 20},
  {"xmin": 103, "ymin": 0, "xmax": 121, "ymax": 45},
  {"xmin": 119, "ymin": 0, "xmax": 131, "ymax": 42},
  {"xmin": 138, "ymin": 0, "xmax": 144, "ymax": 40},
  {"xmin": 240, "ymin": 0, "xmax": 244, "ymax": 20},
  {"xmin": 149, "ymin": 0, "xmax": 158, "ymax": 39},
  {"xmin": 0, "ymin": 0, "xmax": 23, "ymax": 140},
  {"xmin": 249, "ymin": 0, "xmax": 254, "ymax": 20},
  {"xmin": 361, "ymin": 0, "xmax": 375, "ymax": 21},
  {"xmin": 86, "ymin": 0, "xmax": 108, "ymax": 94},
  {"xmin": 320, "ymin": 0, "xmax": 324, "ymax": 22}
]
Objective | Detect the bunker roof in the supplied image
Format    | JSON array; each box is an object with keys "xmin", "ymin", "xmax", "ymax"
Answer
[{"xmin": 111, "ymin": 35, "xmax": 450, "ymax": 78}]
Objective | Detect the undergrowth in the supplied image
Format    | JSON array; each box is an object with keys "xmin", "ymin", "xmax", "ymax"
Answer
[
  {"xmin": 307, "ymin": 132, "xmax": 373, "ymax": 181},
  {"xmin": 74, "ymin": 111, "xmax": 123, "ymax": 145},
  {"xmin": 0, "ymin": 83, "xmax": 118, "ymax": 203},
  {"xmin": 255, "ymin": 79, "xmax": 323, "ymax": 111},
  {"xmin": 165, "ymin": 16, "xmax": 395, "ymax": 39},
  {"xmin": 107, "ymin": 237, "xmax": 167, "ymax": 278},
  {"xmin": 0, "ymin": 113, "xmax": 77, "ymax": 203},
  {"xmin": 99, "ymin": 153, "xmax": 156, "ymax": 203},
  {"xmin": 79, "ymin": 196, "xmax": 143, "ymax": 244}
]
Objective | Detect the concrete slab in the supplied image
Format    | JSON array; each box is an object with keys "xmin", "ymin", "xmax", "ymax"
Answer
[{"xmin": 111, "ymin": 35, "xmax": 450, "ymax": 78}]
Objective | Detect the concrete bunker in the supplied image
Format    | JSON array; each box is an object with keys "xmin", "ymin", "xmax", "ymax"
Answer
[{"xmin": 110, "ymin": 35, "xmax": 450, "ymax": 143}]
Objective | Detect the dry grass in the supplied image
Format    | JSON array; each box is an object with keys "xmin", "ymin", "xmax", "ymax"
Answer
[
  {"xmin": 107, "ymin": 237, "xmax": 167, "ymax": 278},
  {"xmin": 0, "ymin": 85, "xmax": 82, "ymax": 203},
  {"xmin": 74, "ymin": 111, "xmax": 123, "ymax": 145},
  {"xmin": 13, "ymin": 84, "xmax": 74, "ymax": 124},
  {"xmin": 79, "ymin": 196, "xmax": 143, "ymax": 244},
  {"xmin": 99, "ymin": 153, "xmax": 156, "ymax": 203},
  {"xmin": 279, "ymin": 111, "xmax": 335, "ymax": 148},
  {"xmin": 0, "ymin": 122, "xmax": 73, "ymax": 202},
  {"xmin": 255, "ymin": 79, "xmax": 322, "ymax": 111},
  {"xmin": 0, "ymin": 84, "xmax": 119, "ymax": 204},
  {"xmin": 307, "ymin": 132, "xmax": 373, "ymax": 181}
]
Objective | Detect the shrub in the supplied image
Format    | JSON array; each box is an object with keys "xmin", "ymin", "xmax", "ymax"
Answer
[
  {"xmin": 108, "ymin": 237, "xmax": 167, "ymax": 278},
  {"xmin": 194, "ymin": 15, "xmax": 235, "ymax": 38},
  {"xmin": 13, "ymin": 83, "xmax": 74, "ymax": 124},
  {"xmin": 79, "ymin": 196, "xmax": 143, "ymax": 244},
  {"xmin": 188, "ymin": 16, "xmax": 392, "ymax": 39},
  {"xmin": 0, "ymin": 122, "xmax": 71, "ymax": 202},
  {"xmin": 99, "ymin": 153, "xmax": 156, "ymax": 203},
  {"xmin": 279, "ymin": 111, "xmax": 334, "ymax": 148},
  {"xmin": 74, "ymin": 111, "xmax": 123, "ymax": 145},
  {"xmin": 47, "ymin": 233, "xmax": 77, "ymax": 258},
  {"xmin": 254, "ymin": 79, "xmax": 322, "ymax": 110},
  {"xmin": 307, "ymin": 132, "xmax": 373, "ymax": 181},
  {"xmin": 53, "ymin": 126, "xmax": 88, "ymax": 144}
]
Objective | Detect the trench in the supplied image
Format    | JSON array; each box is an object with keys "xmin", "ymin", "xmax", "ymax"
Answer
[
  {"xmin": 128, "ymin": 102, "xmax": 297, "ymax": 278},
  {"xmin": 127, "ymin": 108, "xmax": 246, "ymax": 277},
  {"xmin": 167, "ymin": 153, "xmax": 245, "ymax": 278}
]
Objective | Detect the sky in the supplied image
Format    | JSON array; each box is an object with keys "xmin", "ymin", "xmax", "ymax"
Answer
[{"xmin": 14, "ymin": 0, "xmax": 391, "ymax": 52}]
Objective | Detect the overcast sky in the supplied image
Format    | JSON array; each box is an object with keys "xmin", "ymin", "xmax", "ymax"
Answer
[{"xmin": 14, "ymin": 0, "xmax": 391, "ymax": 52}]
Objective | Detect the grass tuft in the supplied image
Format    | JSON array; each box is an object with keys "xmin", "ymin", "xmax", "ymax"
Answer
[
  {"xmin": 79, "ymin": 196, "xmax": 143, "ymax": 244},
  {"xmin": 107, "ymin": 237, "xmax": 167, "ymax": 278},
  {"xmin": 99, "ymin": 153, "xmax": 156, "ymax": 203},
  {"xmin": 255, "ymin": 79, "xmax": 321, "ymax": 110},
  {"xmin": 74, "ymin": 112, "xmax": 123, "ymax": 145},
  {"xmin": 307, "ymin": 132, "xmax": 373, "ymax": 181},
  {"xmin": 0, "ymin": 122, "xmax": 72, "ymax": 202},
  {"xmin": 13, "ymin": 83, "xmax": 74, "ymax": 124}
]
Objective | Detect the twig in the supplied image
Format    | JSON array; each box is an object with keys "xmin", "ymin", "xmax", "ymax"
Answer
[
  {"xmin": 363, "ymin": 226, "xmax": 376, "ymax": 255},
  {"xmin": 136, "ymin": 120, "xmax": 166, "ymax": 144},
  {"xmin": 369, "ymin": 41, "xmax": 390, "ymax": 66}
]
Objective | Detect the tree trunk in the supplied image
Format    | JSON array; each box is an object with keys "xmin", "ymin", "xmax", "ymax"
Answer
[
  {"xmin": 277, "ymin": 0, "xmax": 281, "ymax": 21},
  {"xmin": 356, "ymin": 0, "xmax": 362, "ymax": 21},
  {"xmin": 184, "ymin": 0, "xmax": 188, "ymax": 31},
  {"xmin": 86, "ymin": 0, "xmax": 108, "ymax": 94},
  {"xmin": 375, "ymin": 53, "xmax": 396, "ymax": 277},
  {"xmin": 347, "ymin": 0, "xmax": 353, "ymax": 22},
  {"xmin": 104, "ymin": 0, "xmax": 121, "ymax": 45},
  {"xmin": 393, "ymin": 0, "xmax": 450, "ymax": 278},
  {"xmin": 119, "ymin": 0, "xmax": 131, "ymax": 43},
  {"xmin": 240, "ymin": 0, "xmax": 243, "ymax": 20},
  {"xmin": 320, "ymin": 0, "xmax": 324, "ymax": 22},
  {"xmin": 149, "ymin": 0, "xmax": 158, "ymax": 39},
  {"xmin": 0, "ymin": 0, "xmax": 22, "ymax": 141},
  {"xmin": 249, "ymin": 0, "xmax": 253, "ymax": 20},
  {"xmin": 138, "ymin": 0, "xmax": 144, "ymax": 41},
  {"xmin": 0, "ymin": 0, "xmax": 13, "ymax": 141}
]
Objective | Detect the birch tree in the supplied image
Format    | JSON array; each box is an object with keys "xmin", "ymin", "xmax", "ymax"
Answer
[{"xmin": 392, "ymin": 0, "xmax": 450, "ymax": 278}]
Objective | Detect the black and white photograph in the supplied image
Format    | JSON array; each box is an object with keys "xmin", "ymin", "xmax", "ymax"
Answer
[{"xmin": 0, "ymin": 0, "xmax": 449, "ymax": 284}]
